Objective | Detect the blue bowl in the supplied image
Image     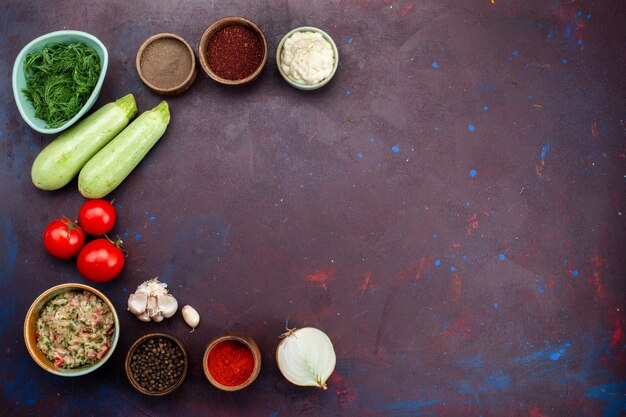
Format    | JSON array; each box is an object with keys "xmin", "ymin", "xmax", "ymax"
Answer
[{"xmin": 12, "ymin": 30, "xmax": 108, "ymax": 134}]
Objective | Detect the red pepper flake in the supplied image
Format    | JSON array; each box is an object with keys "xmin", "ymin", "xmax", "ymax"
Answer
[{"xmin": 207, "ymin": 25, "xmax": 262, "ymax": 80}]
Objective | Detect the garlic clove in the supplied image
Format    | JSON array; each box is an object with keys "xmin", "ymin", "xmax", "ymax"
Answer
[
  {"xmin": 152, "ymin": 312, "xmax": 164, "ymax": 322},
  {"xmin": 137, "ymin": 312, "xmax": 151, "ymax": 322},
  {"xmin": 146, "ymin": 295, "xmax": 158, "ymax": 317},
  {"xmin": 128, "ymin": 293, "xmax": 148, "ymax": 315},
  {"xmin": 156, "ymin": 294, "xmax": 178, "ymax": 318},
  {"xmin": 181, "ymin": 305, "xmax": 200, "ymax": 331}
]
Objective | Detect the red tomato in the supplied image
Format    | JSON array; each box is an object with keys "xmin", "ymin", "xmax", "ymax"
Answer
[
  {"xmin": 77, "ymin": 238, "xmax": 125, "ymax": 282},
  {"xmin": 78, "ymin": 200, "xmax": 117, "ymax": 235},
  {"xmin": 43, "ymin": 218, "xmax": 86, "ymax": 259}
]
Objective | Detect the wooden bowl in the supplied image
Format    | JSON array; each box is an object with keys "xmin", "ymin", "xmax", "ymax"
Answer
[
  {"xmin": 23, "ymin": 283, "xmax": 120, "ymax": 377},
  {"xmin": 125, "ymin": 333, "xmax": 188, "ymax": 396},
  {"xmin": 136, "ymin": 33, "xmax": 197, "ymax": 95},
  {"xmin": 203, "ymin": 333, "xmax": 262, "ymax": 391},
  {"xmin": 198, "ymin": 16, "xmax": 268, "ymax": 86}
]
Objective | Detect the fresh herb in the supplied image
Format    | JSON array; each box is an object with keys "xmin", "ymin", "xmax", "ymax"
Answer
[{"xmin": 22, "ymin": 41, "xmax": 101, "ymax": 128}]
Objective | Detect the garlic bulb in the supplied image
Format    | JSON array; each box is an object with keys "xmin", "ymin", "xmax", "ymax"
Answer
[
  {"xmin": 276, "ymin": 327, "xmax": 336, "ymax": 390},
  {"xmin": 181, "ymin": 305, "xmax": 200, "ymax": 331},
  {"xmin": 127, "ymin": 278, "xmax": 178, "ymax": 322}
]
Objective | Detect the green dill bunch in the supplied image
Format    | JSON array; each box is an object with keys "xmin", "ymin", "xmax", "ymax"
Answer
[{"xmin": 22, "ymin": 41, "xmax": 101, "ymax": 128}]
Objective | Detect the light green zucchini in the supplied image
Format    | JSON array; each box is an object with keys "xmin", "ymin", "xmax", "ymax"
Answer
[
  {"xmin": 78, "ymin": 101, "xmax": 170, "ymax": 199},
  {"xmin": 31, "ymin": 94, "xmax": 138, "ymax": 190}
]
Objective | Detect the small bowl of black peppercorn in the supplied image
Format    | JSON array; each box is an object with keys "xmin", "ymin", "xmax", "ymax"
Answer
[{"xmin": 125, "ymin": 333, "xmax": 188, "ymax": 396}]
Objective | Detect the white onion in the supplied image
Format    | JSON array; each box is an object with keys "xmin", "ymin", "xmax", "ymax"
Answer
[{"xmin": 276, "ymin": 327, "xmax": 336, "ymax": 389}]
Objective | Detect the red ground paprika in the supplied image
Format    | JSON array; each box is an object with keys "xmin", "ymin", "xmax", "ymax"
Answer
[{"xmin": 207, "ymin": 339, "xmax": 255, "ymax": 386}]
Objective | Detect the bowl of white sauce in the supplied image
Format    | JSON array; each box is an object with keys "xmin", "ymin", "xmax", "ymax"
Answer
[{"xmin": 276, "ymin": 26, "xmax": 338, "ymax": 90}]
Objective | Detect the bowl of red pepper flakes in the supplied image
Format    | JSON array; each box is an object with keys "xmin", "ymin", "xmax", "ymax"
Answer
[
  {"xmin": 203, "ymin": 333, "xmax": 262, "ymax": 391},
  {"xmin": 198, "ymin": 16, "xmax": 268, "ymax": 86}
]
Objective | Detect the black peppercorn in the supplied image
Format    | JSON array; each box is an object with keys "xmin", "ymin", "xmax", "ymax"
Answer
[{"xmin": 129, "ymin": 337, "xmax": 185, "ymax": 393}]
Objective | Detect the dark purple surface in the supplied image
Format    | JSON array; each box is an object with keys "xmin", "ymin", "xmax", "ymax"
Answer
[{"xmin": 1, "ymin": 1, "xmax": 625, "ymax": 416}]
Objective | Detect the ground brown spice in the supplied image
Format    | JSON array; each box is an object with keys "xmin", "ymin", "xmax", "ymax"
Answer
[
  {"xmin": 140, "ymin": 38, "xmax": 192, "ymax": 89},
  {"xmin": 207, "ymin": 25, "xmax": 262, "ymax": 80}
]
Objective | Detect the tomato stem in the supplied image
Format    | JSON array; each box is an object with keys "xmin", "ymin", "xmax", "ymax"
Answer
[
  {"xmin": 61, "ymin": 216, "xmax": 80, "ymax": 237},
  {"xmin": 103, "ymin": 234, "xmax": 128, "ymax": 257}
]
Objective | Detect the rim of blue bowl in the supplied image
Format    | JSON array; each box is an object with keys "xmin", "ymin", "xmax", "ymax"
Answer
[
  {"xmin": 12, "ymin": 30, "xmax": 108, "ymax": 134},
  {"xmin": 276, "ymin": 26, "xmax": 339, "ymax": 91}
]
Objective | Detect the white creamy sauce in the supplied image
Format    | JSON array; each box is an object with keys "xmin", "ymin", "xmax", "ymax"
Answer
[{"xmin": 281, "ymin": 31, "xmax": 335, "ymax": 85}]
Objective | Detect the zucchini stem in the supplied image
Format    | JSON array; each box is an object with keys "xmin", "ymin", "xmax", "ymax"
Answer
[
  {"xmin": 115, "ymin": 94, "xmax": 138, "ymax": 120},
  {"xmin": 150, "ymin": 101, "xmax": 170, "ymax": 124}
]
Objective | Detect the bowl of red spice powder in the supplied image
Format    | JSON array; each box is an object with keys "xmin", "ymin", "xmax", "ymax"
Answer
[
  {"xmin": 198, "ymin": 16, "xmax": 268, "ymax": 86},
  {"xmin": 203, "ymin": 333, "xmax": 262, "ymax": 391}
]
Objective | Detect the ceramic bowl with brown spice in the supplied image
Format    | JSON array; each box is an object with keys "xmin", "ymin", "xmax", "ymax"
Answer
[{"xmin": 136, "ymin": 33, "xmax": 197, "ymax": 95}]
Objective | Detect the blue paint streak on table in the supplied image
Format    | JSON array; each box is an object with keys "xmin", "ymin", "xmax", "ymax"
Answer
[{"xmin": 0, "ymin": 1, "xmax": 624, "ymax": 416}]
